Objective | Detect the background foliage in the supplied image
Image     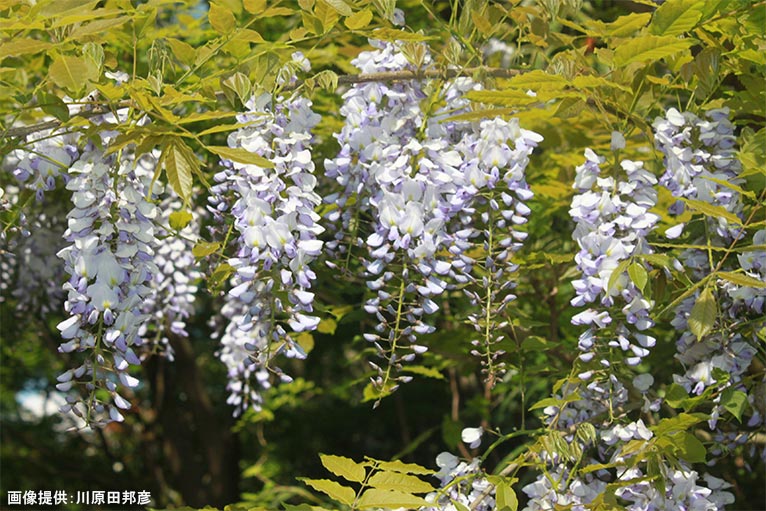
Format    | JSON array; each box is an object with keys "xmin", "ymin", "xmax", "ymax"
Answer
[{"xmin": 1, "ymin": 0, "xmax": 764, "ymax": 509}]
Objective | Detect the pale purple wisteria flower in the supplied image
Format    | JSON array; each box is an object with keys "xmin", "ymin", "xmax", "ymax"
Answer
[
  {"xmin": 8, "ymin": 128, "xmax": 79, "ymax": 201},
  {"xmin": 569, "ymin": 144, "xmax": 659, "ymax": 367},
  {"xmin": 422, "ymin": 451, "xmax": 495, "ymax": 511},
  {"xmin": 55, "ymin": 146, "xmax": 159, "ymax": 427},
  {"xmin": 326, "ymin": 43, "xmax": 543, "ymax": 393},
  {"xmin": 654, "ymin": 107, "xmax": 743, "ymax": 240},
  {"xmin": 134, "ymin": 152, "xmax": 202, "ymax": 359},
  {"xmin": 211, "ymin": 55, "xmax": 323, "ymax": 415}
]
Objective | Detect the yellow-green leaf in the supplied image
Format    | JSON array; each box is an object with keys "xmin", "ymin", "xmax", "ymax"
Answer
[
  {"xmin": 375, "ymin": 459, "xmax": 434, "ymax": 475},
  {"xmin": 209, "ymin": 2, "xmax": 236, "ymax": 33},
  {"xmin": 682, "ymin": 198, "xmax": 742, "ymax": 225},
  {"xmin": 356, "ymin": 489, "xmax": 430, "ymax": 509},
  {"xmin": 464, "ymin": 89, "xmax": 540, "ymax": 107},
  {"xmin": 688, "ymin": 287, "xmax": 716, "ymax": 341},
  {"xmin": 401, "ymin": 365, "xmax": 444, "ymax": 380},
  {"xmin": 299, "ymin": 479, "xmax": 355, "ymax": 506},
  {"xmin": 162, "ymin": 140, "xmax": 197, "ymax": 203},
  {"xmin": 716, "ymin": 271, "xmax": 766, "ymax": 289},
  {"xmin": 319, "ymin": 454, "xmax": 367, "ymax": 483},
  {"xmin": 243, "ymin": 0, "xmax": 264, "ymax": 13},
  {"xmin": 206, "ymin": 145, "xmax": 275, "ymax": 168},
  {"xmin": 571, "ymin": 75, "xmax": 630, "ymax": 92},
  {"xmin": 48, "ymin": 55, "xmax": 98, "ymax": 94},
  {"xmin": 367, "ymin": 471, "xmax": 434, "ymax": 494},
  {"xmin": 495, "ymin": 480, "xmax": 519, "ymax": 511},
  {"xmin": 500, "ymin": 69, "xmax": 569, "ymax": 90},
  {"xmin": 650, "ymin": 0, "xmax": 704, "ymax": 36},
  {"xmin": 192, "ymin": 241, "xmax": 221, "ymax": 258},
  {"xmin": 167, "ymin": 38, "xmax": 196, "ymax": 66},
  {"xmin": 471, "ymin": 10, "xmax": 493, "ymax": 37},
  {"xmin": 371, "ymin": 28, "xmax": 433, "ymax": 41},
  {"xmin": 169, "ymin": 211, "xmax": 193, "ymax": 230},
  {"xmin": 317, "ymin": 318, "xmax": 337, "ymax": 334},
  {"xmin": 0, "ymin": 38, "xmax": 52, "ymax": 60},
  {"xmin": 323, "ymin": 0, "xmax": 353, "ymax": 16},
  {"xmin": 614, "ymin": 35, "xmax": 695, "ymax": 67},
  {"xmin": 344, "ymin": 8, "xmax": 372, "ymax": 29},
  {"xmin": 628, "ymin": 262, "xmax": 648, "ymax": 294}
]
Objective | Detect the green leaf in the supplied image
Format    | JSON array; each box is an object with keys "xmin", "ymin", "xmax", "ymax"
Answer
[
  {"xmin": 192, "ymin": 241, "xmax": 220, "ymax": 258},
  {"xmin": 319, "ymin": 454, "xmax": 367, "ymax": 483},
  {"xmin": 521, "ymin": 336, "xmax": 548, "ymax": 351},
  {"xmin": 688, "ymin": 287, "xmax": 716, "ymax": 341},
  {"xmin": 498, "ymin": 70, "xmax": 569, "ymax": 90},
  {"xmin": 0, "ymin": 38, "xmax": 52, "ymax": 60},
  {"xmin": 162, "ymin": 140, "xmax": 197, "ymax": 203},
  {"xmin": 463, "ymin": 89, "xmax": 540, "ymax": 107},
  {"xmin": 367, "ymin": 471, "xmax": 434, "ymax": 494},
  {"xmin": 356, "ymin": 489, "xmax": 429, "ymax": 509},
  {"xmin": 652, "ymin": 413, "xmax": 705, "ymax": 436},
  {"xmin": 375, "ymin": 459, "xmax": 434, "ymax": 475},
  {"xmin": 344, "ymin": 8, "xmax": 373, "ymax": 29},
  {"xmin": 650, "ymin": 0, "xmax": 704, "ymax": 36},
  {"xmin": 628, "ymin": 262, "xmax": 648, "ymax": 294},
  {"xmin": 169, "ymin": 211, "xmax": 193, "ymax": 230},
  {"xmin": 401, "ymin": 365, "xmax": 444, "ymax": 380},
  {"xmin": 716, "ymin": 271, "xmax": 766, "ymax": 288},
  {"xmin": 679, "ymin": 432, "xmax": 706, "ymax": 463},
  {"xmin": 48, "ymin": 55, "xmax": 98, "ymax": 94},
  {"xmin": 206, "ymin": 146, "xmax": 275, "ymax": 168},
  {"xmin": 209, "ymin": 2, "xmax": 236, "ymax": 33},
  {"xmin": 38, "ymin": 91, "xmax": 70, "ymax": 122},
  {"xmin": 371, "ymin": 28, "xmax": 433, "ymax": 42},
  {"xmin": 606, "ymin": 259, "xmax": 632, "ymax": 295},
  {"xmin": 720, "ymin": 388, "xmax": 748, "ymax": 423},
  {"xmin": 614, "ymin": 35, "xmax": 694, "ymax": 67},
  {"xmin": 299, "ymin": 479, "xmax": 355, "ymax": 506},
  {"xmin": 221, "ymin": 72, "xmax": 251, "ymax": 106},
  {"xmin": 495, "ymin": 480, "xmax": 519, "ymax": 511},
  {"xmin": 682, "ymin": 198, "xmax": 743, "ymax": 225},
  {"xmin": 323, "ymin": 0, "xmax": 353, "ymax": 16},
  {"xmin": 664, "ymin": 383, "xmax": 689, "ymax": 408}
]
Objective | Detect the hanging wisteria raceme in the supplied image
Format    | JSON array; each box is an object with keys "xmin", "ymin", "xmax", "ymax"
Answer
[
  {"xmin": 325, "ymin": 39, "xmax": 454, "ymax": 399},
  {"xmin": 3, "ymin": 205, "xmax": 68, "ymax": 315},
  {"xmin": 55, "ymin": 145, "xmax": 159, "ymax": 427},
  {"xmin": 569, "ymin": 141, "xmax": 659, "ymax": 368},
  {"xmin": 8, "ymin": 127, "xmax": 79, "ymax": 202},
  {"xmin": 655, "ymin": 107, "xmax": 764, "ymax": 460},
  {"xmin": 654, "ymin": 107, "xmax": 744, "ymax": 240},
  {"xmin": 443, "ymin": 108, "xmax": 541, "ymax": 382},
  {"xmin": 524, "ymin": 137, "xmax": 669, "ymax": 510},
  {"xmin": 133, "ymin": 152, "xmax": 202, "ymax": 360},
  {"xmin": 211, "ymin": 54, "xmax": 324, "ymax": 415},
  {"xmin": 326, "ymin": 41, "xmax": 542, "ymax": 397}
]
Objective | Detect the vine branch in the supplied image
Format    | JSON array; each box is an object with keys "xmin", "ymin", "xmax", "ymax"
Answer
[{"xmin": 2, "ymin": 66, "xmax": 522, "ymax": 140}]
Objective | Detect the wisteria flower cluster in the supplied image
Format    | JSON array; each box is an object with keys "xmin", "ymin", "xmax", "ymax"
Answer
[
  {"xmin": 55, "ymin": 146, "xmax": 159, "ymax": 427},
  {"xmin": 423, "ymin": 428, "xmax": 495, "ymax": 511},
  {"xmin": 655, "ymin": 107, "xmax": 763, "ymax": 458},
  {"xmin": 325, "ymin": 40, "xmax": 542, "ymax": 396},
  {"xmin": 210, "ymin": 55, "xmax": 324, "ymax": 415},
  {"xmin": 569, "ymin": 141, "xmax": 659, "ymax": 368}
]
